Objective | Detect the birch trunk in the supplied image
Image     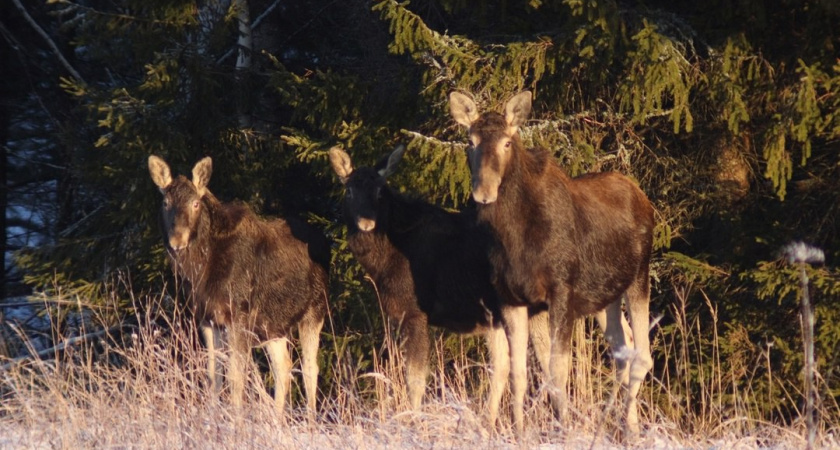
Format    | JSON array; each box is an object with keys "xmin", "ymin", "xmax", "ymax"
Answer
[{"xmin": 234, "ymin": 0, "xmax": 253, "ymax": 130}]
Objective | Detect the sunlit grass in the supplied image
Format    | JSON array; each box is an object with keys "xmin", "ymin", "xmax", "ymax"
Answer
[{"xmin": 1, "ymin": 288, "xmax": 836, "ymax": 449}]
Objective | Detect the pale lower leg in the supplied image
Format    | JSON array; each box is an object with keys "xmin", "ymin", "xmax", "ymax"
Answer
[
  {"xmin": 200, "ymin": 323, "xmax": 225, "ymax": 399},
  {"xmin": 502, "ymin": 306, "xmax": 529, "ymax": 435},
  {"xmin": 595, "ymin": 302, "xmax": 632, "ymax": 393},
  {"xmin": 401, "ymin": 314, "xmax": 430, "ymax": 410},
  {"xmin": 528, "ymin": 310, "xmax": 552, "ymax": 396},
  {"xmin": 485, "ymin": 325, "xmax": 511, "ymax": 427},
  {"xmin": 299, "ymin": 318, "xmax": 323, "ymax": 414},
  {"xmin": 625, "ymin": 282, "xmax": 653, "ymax": 437},
  {"xmin": 548, "ymin": 315, "xmax": 573, "ymax": 423},
  {"xmin": 264, "ymin": 337, "xmax": 292, "ymax": 417},
  {"xmin": 227, "ymin": 330, "xmax": 248, "ymax": 410}
]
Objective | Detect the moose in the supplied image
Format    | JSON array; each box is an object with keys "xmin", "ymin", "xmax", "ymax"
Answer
[
  {"xmin": 328, "ymin": 146, "xmax": 550, "ymax": 426},
  {"xmin": 148, "ymin": 155, "xmax": 329, "ymax": 417},
  {"xmin": 449, "ymin": 91, "xmax": 655, "ymax": 437}
]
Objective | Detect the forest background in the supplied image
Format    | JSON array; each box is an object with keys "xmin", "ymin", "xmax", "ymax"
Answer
[{"xmin": 1, "ymin": 0, "xmax": 839, "ymax": 447}]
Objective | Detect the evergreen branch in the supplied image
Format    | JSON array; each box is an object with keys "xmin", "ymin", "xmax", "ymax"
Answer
[
  {"xmin": 373, "ymin": 0, "xmax": 480, "ymax": 62},
  {"xmin": 374, "ymin": 0, "xmax": 553, "ymax": 95},
  {"xmin": 11, "ymin": 0, "xmax": 86, "ymax": 84}
]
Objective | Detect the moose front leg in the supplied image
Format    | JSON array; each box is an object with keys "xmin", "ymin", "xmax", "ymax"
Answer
[
  {"xmin": 501, "ymin": 305, "xmax": 529, "ymax": 435},
  {"xmin": 400, "ymin": 312, "xmax": 430, "ymax": 410},
  {"xmin": 200, "ymin": 322, "xmax": 225, "ymax": 400},
  {"xmin": 485, "ymin": 324, "xmax": 511, "ymax": 428}
]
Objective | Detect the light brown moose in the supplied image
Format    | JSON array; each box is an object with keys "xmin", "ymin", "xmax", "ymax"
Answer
[{"xmin": 450, "ymin": 91, "xmax": 655, "ymax": 437}]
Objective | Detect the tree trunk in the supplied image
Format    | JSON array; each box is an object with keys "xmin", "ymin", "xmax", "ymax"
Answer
[
  {"xmin": 234, "ymin": 0, "xmax": 253, "ymax": 131},
  {"xmin": 0, "ymin": 1, "xmax": 12, "ymax": 299}
]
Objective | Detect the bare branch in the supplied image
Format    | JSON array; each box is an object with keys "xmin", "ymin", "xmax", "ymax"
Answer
[
  {"xmin": 399, "ymin": 129, "xmax": 467, "ymax": 152},
  {"xmin": 0, "ymin": 325, "xmax": 128, "ymax": 371},
  {"xmin": 10, "ymin": 0, "xmax": 86, "ymax": 84}
]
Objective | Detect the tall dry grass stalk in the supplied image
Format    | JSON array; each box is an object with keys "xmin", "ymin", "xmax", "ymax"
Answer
[{"xmin": 1, "ymin": 286, "xmax": 837, "ymax": 449}]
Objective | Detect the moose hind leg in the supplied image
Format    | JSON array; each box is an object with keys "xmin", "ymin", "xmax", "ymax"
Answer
[
  {"xmin": 265, "ymin": 337, "xmax": 292, "ymax": 417},
  {"xmin": 299, "ymin": 314, "xmax": 324, "ymax": 415},
  {"xmin": 595, "ymin": 301, "xmax": 633, "ymax": 395},
  {"xmin": 547, "ymin": 307, "xmax": 574, "ymax": 425},
  {"xmin": 528, "ymin": 310, "xmax": 552, "ymax": 399},
  {"xmin": 227, "ymin": 328, "xmax": 249, "ymax": 411},
  {"xmin": 401, "ymin": 313, "xmax": 430, "ymax": 410},
  {"xmin": 624, "ymin": 275, "xmax": 653, "ymax": 437}
]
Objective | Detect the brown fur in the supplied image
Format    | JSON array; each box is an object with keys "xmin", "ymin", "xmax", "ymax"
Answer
[
  {"xmin": 450, "ymin": 91, "xmax": 654, "ymax": 438},
  {"xmin": 329, "ymin": 146, "xmax": 551, "ymax": 424},
  {"xmin": 148, "ymin": 155, "xmax": 328, "ymax": 416}
]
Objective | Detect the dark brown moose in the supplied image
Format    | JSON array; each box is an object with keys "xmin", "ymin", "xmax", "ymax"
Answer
[
  {"xmin": 450, "ymin": 91, "xmax": 655, "ymax": 437},
  {"xmin": 148, "ymin": 155, "xmax": 329, "ymax": 417},
  {"xmin": 329, "ymin": 146, "xmax": 550, "ymax": 425}
]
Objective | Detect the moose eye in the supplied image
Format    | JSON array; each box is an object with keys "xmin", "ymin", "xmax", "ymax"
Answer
[
  {"xmin": 468, "ymin": 139, "xmax": 475, "ymax": 147},
  {"xmin": 192, "ymin": 200, "xmax": 200, "ymax": 209},
  {"xmin": 504, "ymin": 140, "xmax": 512, "ymax": 148},
  {"xmin": 163, "ymin": 198, "xmax": 171, "ymax": 208}
]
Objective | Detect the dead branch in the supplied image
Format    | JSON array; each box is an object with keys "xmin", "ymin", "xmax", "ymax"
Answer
[{"xmin": 10, "ymin": 0, "xmax": 86, "ymax": 84}]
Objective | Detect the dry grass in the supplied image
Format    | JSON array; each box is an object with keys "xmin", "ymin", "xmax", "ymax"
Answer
[{"xmin": 1, "ymin": 289, "xmax": 837, "ymax": 449}]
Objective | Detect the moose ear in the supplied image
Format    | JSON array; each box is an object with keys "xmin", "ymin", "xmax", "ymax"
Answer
[
  {"xmin": 504, "ymin": 91, "xmax": 532, "ymax": 130},
  {"xmin": 377, "ymin": 145, "xmax": 406, "ymax": 178},
  {"xmin": 449, "ymin": 91, "xmax": 479, "ymax": 128},
  {"xmin": 148, "ymin": 155, "xmax": 173, "ymax": 191},
  {"xmin": 191, "ymin": 157, "xmax": 213, "ymax": 197},
  {"xmin": 328, "ymin": 147, "xmax": 354, "ymax": 184}
]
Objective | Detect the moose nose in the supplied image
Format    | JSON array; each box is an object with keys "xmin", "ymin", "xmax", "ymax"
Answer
[
  {"xmin": 168, "ymin": 231, "xmax": 190, "ymax": 252},
  {"xmin": 472, "ymin": 190, "xmax": 497, "ymax": 205},
  {"xmin": 356, "ymin": 218, "xmax": 376, "ymax": 232}
]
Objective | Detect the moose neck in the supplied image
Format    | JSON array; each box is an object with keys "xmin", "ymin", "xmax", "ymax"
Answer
[
  {"xmin": 204, "ymin": 194, "xmax": 249, "ymax": 238},
  {"xmin": 344, "ymin": 188, "xmax": 395, "ymax": 273},
  {"xmin": 345, "ymin": 188, "xmax": 428, "ymax": 279},
  {"xmin": 170, "ymin": 194, "xmax": 225, "ymax": 283},
  {"xmin": 475, "ymin": 141, "xmax": 558, "ymax": 258},
  {"xmin": 481, "ymin": 140, "xmax": 546, "ymax": 216}
]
